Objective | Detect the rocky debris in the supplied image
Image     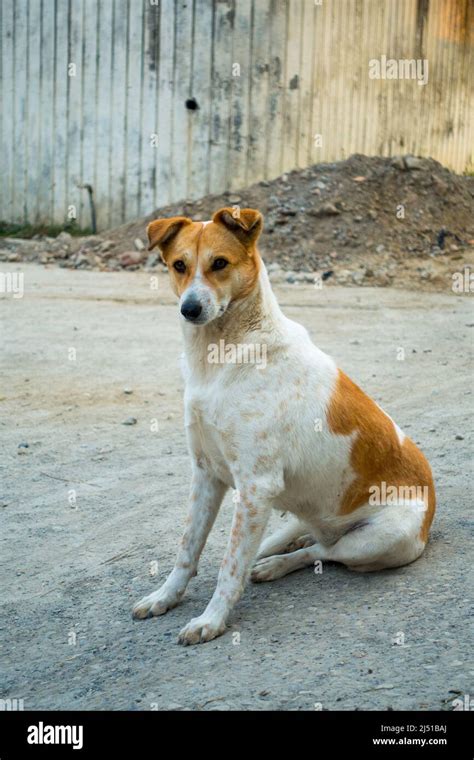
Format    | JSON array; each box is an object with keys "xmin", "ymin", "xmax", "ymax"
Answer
[{"xmin": 1, "ymin": 155, "xmax": 472, "ymax": 290}]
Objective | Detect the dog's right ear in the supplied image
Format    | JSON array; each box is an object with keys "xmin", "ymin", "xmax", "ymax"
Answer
[{"xmin": 146, "ymin": 217, "xmax": 192, "ymax": 258}]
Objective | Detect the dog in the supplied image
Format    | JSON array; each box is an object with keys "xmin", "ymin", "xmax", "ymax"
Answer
[{"xmin": 132, "ymin": 207, "xmax": 436, "ymax": 645}]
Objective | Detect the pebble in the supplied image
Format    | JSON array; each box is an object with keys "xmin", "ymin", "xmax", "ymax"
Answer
[
  {"xmin": 99, "ymin": 240, "xmax": 115, "ymax": 253},
  {"xmin": 310, "ymin": 202, "xmax": 340, "ymax": 217},
  {"xmin": 120, "ymin": 251, "xmax": 144, "ymax": 267},
  {"xmin": 404, "ymin": 155, "xmax": 425, "ymax": 170},
  {"xmin": 391, "ymin": 156, "xmax": 406, "ymax": 170},
  {"xmin": 123, "ymin": 388, "xmax": 133, "ymax": 395},
  {"xmin": 122, "ymin": 417, "xmax": 137, "ymax": 425}
]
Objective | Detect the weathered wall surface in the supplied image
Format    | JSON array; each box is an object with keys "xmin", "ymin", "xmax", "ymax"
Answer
[{"xmin": 0, "ymin": 0, "xmax": 472, "ymax": 230}]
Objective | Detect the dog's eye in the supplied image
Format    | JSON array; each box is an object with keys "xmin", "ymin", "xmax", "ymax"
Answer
[
  {"xmin": 212, "ymin": 258, "xmax": 228, "ymax": 271},
  {"xmin": 173, "ymin": 260, "xmax": 186, "ymax": 273}
]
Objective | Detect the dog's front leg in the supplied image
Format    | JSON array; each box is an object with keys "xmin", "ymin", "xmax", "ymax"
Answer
[
  {"xmin": 132, "ymin": 467, "xmax": 227, "ymax": 620},
  {"xmin": 178, "ymin": 485, "xmax": 274, "ymax": 645}
]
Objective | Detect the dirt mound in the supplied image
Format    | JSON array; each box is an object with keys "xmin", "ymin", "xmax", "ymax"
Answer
[{"xmin": 2, "ymin": 155, "xmax": 473, "ymax": 290}]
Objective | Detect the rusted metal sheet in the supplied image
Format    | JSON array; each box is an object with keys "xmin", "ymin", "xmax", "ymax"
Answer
[{"xmin": 0, "ymin": 0, "xmax": 472, "ymax": 229}]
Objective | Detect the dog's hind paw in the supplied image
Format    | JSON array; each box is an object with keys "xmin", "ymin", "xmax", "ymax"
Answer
[{"xmin": 251, "ymin": 555, "xmax": 288, "ymax": 582}]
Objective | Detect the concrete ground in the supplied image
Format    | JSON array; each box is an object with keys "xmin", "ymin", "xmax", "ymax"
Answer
[{"xmin": 1, "ymin": 263, "xmax": 472, "ymax": 711}]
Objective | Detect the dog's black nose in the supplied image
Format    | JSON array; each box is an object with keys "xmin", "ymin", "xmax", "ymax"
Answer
[{"xmin": 181, "ymin": 300, "xmax": 203, "ymax": 321}]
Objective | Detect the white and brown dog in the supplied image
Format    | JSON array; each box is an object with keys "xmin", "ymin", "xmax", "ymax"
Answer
[{"xmin": 132, "ymin": 207, "xmax": 436, "ymax": 645}]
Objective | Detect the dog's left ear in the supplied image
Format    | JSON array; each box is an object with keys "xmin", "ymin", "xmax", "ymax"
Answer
[
  {"xmin": 146, "ymin": 216, "xmax": 192, "ymax": 254},
  {"xmin": 212, "ymin": 207, "xmax": 263, "ymax": 247}
]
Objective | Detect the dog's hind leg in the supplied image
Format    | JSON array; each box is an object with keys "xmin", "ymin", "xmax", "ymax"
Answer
[
  {"xmin": 256, "ymin": 515, "xmax": 313, "ymax": 560},
  {"xmin": 251, "ymin": 502, "xmax": 427, "ymax": 581}
]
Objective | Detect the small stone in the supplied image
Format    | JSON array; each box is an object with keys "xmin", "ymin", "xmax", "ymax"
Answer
[
  {"xmin": 432, "ymin": 175, "xmax": 448, "ymax": 195},
  {"xmin": 99, "ymin": 239, "xmax": 115, "ymax": 253},
  {"xmin": 18, "ymin": 442, "xmax": 29, "ymax": 448},
  {"xmin": 120, "ymin": 251, "xmax": 144, "ymax": 267},
  {"xmin": 310, "ymin": 202, "xmax": 340, "ymax": 217},
  {"xmin": 404, "ymin": 155, "xmax": 425, "ymax": 170},
  {"xmin": 134, "ymin": 238, "xmax": 145, "ymax": 251},
  {"xmin": 80, "ymin": 235, "xmax": 102, "ymax": 249},
  {"xmin": 122, "ymin": 417, "xmax": 137, "ymax": 426},
  {"xmin": 73, "ymin": 253, "xmax": 89, "ymax": 268},
  {"xmin": 56, "ymin": 231, "xmax": 73, "ymax": 244},
  {"xmin": 375, "ymin": 244, "xmax": 385, "ymax": 253},
  {"xmin": 455, "ymin": 435, "xmax": 464, "ymax": 440},
  {"xmin": 228, "ymin": 195, "xmax": 241, "ymax": 204},
  {"xmin": 123, "ymin": 388, "xmax": 133, "ymax": 395},
  {"xmin": 391, "ymin": 156, "xmax": 406, "ymax": 170}
]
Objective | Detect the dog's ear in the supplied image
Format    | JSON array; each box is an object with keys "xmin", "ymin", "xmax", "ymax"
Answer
[
  {"xmin": 146, "ymin": 216, "xmax": 192, "ymax": 257},
  {"xmin": 212, "ymin": 207, "xmax": 263, "ymax": 247}
]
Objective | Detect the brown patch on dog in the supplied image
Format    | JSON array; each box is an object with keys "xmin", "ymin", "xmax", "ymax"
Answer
[
  {"xmin": 229, "ymin": 511, "xmax": 244, "ymax": 556},
  {"xmin": 327, "ymin": 370, "xmax": 435, "ymax": 540}
]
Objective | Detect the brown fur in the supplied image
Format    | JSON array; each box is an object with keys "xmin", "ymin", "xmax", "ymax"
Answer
[{"xmin": 327, "ymin": 370, "xmax": 436, "ymax": 541}]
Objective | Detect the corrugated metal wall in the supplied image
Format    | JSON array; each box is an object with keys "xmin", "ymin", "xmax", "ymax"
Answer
[{"xmin": 1, "ymin": 0, "xmax": 472, "ymax": 231}]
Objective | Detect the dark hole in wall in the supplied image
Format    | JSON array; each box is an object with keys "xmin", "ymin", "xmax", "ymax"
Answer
[{"xmin": 185, "ymin": 98, "xmax": 199, "ymax": 111}]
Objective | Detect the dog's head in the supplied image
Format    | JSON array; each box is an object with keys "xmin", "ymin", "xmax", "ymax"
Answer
[{"xmin": 147, "ymin": 207, "xmax": 263, "ymax": 325}]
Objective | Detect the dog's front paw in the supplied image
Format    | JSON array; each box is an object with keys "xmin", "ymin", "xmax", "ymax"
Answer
[
  {"xmin": 177, "ymin": 614, "xmax": 227, "ymax": 645},
  {"xmin": 132, "ymin": 587, "xmax": 181, "ymax": 620}
]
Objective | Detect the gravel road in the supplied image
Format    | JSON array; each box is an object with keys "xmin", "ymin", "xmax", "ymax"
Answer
[{"xmin": 1, "ymin": 264, "xmax": 472, "ymax": 710}]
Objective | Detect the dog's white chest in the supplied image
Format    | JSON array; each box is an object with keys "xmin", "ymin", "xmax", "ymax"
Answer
[{"xmin": 184, "ymin": 389, "xmax": 236, "ymax": 487}]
